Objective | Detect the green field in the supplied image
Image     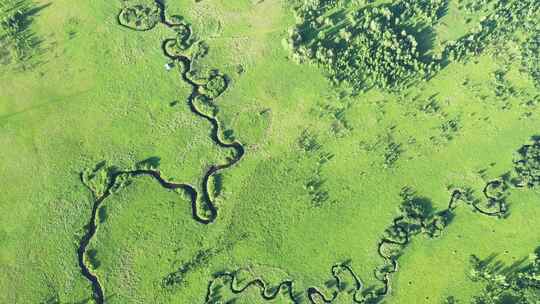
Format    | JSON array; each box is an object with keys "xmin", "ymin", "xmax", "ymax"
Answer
[{"xmin": 1, "ymin": 0, "xmax": 539, "ymax": 303}]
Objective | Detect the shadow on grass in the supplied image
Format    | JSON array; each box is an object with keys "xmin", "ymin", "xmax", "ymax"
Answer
[{"xmin": 1, "ymin": 1, "xmax": 52, "ymax": 71}]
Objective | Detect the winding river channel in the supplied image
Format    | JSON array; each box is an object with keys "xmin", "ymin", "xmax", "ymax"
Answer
[
  {"xmin": 77, "ymin": 2, "xmax": 512, "ymax": 303},
  {"xmin": 78, "ymin": 2, "xmax": 245, "ymax": 302}
]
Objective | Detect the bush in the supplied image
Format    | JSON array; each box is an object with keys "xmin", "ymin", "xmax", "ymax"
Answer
[
  {"xmin": 193, "ymin": 94, "xmax": 218, "ymax": 117},
  {"xmin": 186, "ymin": 67, "xmax": 213, "ymax": 86}
]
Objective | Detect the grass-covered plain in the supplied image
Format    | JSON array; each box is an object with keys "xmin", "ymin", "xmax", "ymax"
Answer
[{"xmin": 0, "ymin": 0, "xmax": 539, "ymax": 303}]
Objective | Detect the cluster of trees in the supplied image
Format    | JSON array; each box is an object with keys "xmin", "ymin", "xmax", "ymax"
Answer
[
  {"xmin": 0, "ymin": 0, "xmax": 39, "ymax": 67},
  {"xmin": 456, "ymin": 0, "xmax": 493, "ymax": 14},
  {"xmin": 439, "ymin": 118, "xmax": 461, "ymax": 142},
  {"xmin": 182, "ymin": 64, "xmax": 229, "ymax": 113},
  {"xmin": 173, "ymin": 23, "xmax": 192, "ymax": 48},
  {"xmin": 492, "ymin": 69, "xmax": 516, "ymax": 101},
  {"xmin": 297, "ymin": 129, "xmax": 321, "ymax": 153},
  {"xmin": 380, "ymin": 189, "xmax": 448, "ymax": 261},
  {"xmin": 185, "ymin": 40, "xmax": 209, "ymax": 61},
  {"xmin": 81, "ymin": 161, "xmax": 116, "ymax": 198},
  {"xmin": 287, "ymin": 0, "xmax": 537, "ymax": 92},
  {"xmin": 305, "ymin": 175, "xmax": 329, "ymax": 207},
  {"xmin": 396, "ymin": 0, "xmax": 447, "ymax": 25},
  {"xmin": 400, "ymin": 190, "xmax": 448, "ymax": 242},
  {"xmin": 81, "ymin": 161, "xmax": 129, "ymax": 198},
  {"xmin": 465, "ymin": 251, "xmax": 540, "ymax": 304},
  {"xmin": 162, "ymin": 250, "xmax": 214, "ymax": 289},
  {"xmin": 419, "ymin": 95, "xmax": 441, "ymax": 114},
  {"xmin": 442, "ymin": 0, "xmax": 539, "ymax": 62},
  {"xmin": 357, "ymin": 134, "xmax": 405, "ymax": 168},
  {"xmin": 118, "ymin": 3, "xmax": 160, "ymax": 31},
  {"xmin": 193, "ymin": 94, "xmax": 218, "ymax": 117},
  {"xmin": 202, "ymin": 74, "xmax": 227, "ymax": 98},
  {"xmin": 286, "ymin": 0, "xmax": 446, "ymax": 91},
  {"xmin": 369, "ymin": 188, "xmax": 450, "ymax": 301},
  {"xmin": 383, "ymin": 141, "xmax": 403, "ymax": 168},
  {"xmin": 514, "ymin": 139, "xmax": 540, "ymax": 188},
  {"xmin": 186, "ymin": 67, "xmax": 216, "ymax": 85},
  {"xmin": 521, "ymin": 30, "xmax": 540, "ymax": 89},
  {"xmin": 156, "ymin": 11, "xmax": 229, "ymax": 112},
  {"xmin": 297, "ymin": 128, "xmax": 332, "ymax": 205},
  {"xmin": 186, "ymin": 68, "xmax": 228, "ymax": 101},
  {"xmin": 397, "ymin": 188, "xmax": 448, "ymax": 238},
  {"xmin": 165, "ymin": 22, "xmax": 195, "ymax": 56},
  {"xmin": 162, "ymin": 19, "xmax": 212, "ymax": 64}
]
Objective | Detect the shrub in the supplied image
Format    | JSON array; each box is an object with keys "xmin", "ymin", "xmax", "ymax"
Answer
[
  {"xmin": 201, "ymin": 74, "xmax": 227, "ymax": 98},
  {"xmin": 118, "ymin": 4, "xmax": 160, "ymax": 31},
  {"xmin": 186, "ymin": 67, "xmax": 213, "ymax": 85},
  {"xmin": 193, "ymin": 94, "xmax": 218, "ymax": 117},
  {"xmin": 383, "ymin": 142, "xmax": 403, "ymax": 168},
  {"xmin": 298, "ymin": 130, "xmax": 321, "ymax": 153}
]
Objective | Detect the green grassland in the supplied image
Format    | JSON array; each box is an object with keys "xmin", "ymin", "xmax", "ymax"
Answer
[{"xmin": 0, "ymin": 0, "xmax": 539, "ymax": 303}]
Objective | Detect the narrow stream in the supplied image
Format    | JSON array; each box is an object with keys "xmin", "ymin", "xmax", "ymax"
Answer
[{"xmin": 77, "ymin": 2, "xmax": 245, "ymax": 302}]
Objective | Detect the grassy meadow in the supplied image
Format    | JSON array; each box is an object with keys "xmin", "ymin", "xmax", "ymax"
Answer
[{"xmin": 0, "ymin": 0, "xmax": 539, "ymax": 303}]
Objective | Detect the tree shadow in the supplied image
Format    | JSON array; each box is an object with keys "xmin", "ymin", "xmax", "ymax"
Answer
[
  {"xmin": 477, "ymin": 252, "xmax": 529, "ymax": 279},
  {"xmin": 530, "ymin": 135, "xmax": 540, "ymax": 143},
  {"xmin": 436, "ymin": 0, "xmax": 450, "ymax": 22},
  {"xmin": 401, "ymin": 22, "xmax": 437, "ymax": 61},
  {"xmin": 9, "ymin": 1, "xmax": 52, "ymax": 28},
  {"xmin": 98, "ymin": 205, "xmax": 107, "ymax": 223},
  {"xmin": 86, "ymin": 249, "xmax": 100, "ymax": 269},
  {"xmin": 1, "ymin": 1, "xmax": 51, "ymax": 71},
  {"xmin": 136, "ymin": 156, "xmax": 161, "ymax": 170},
  {"xmin": 212, "ymin": 173, "xmax": 223, "ymax": 197}
]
